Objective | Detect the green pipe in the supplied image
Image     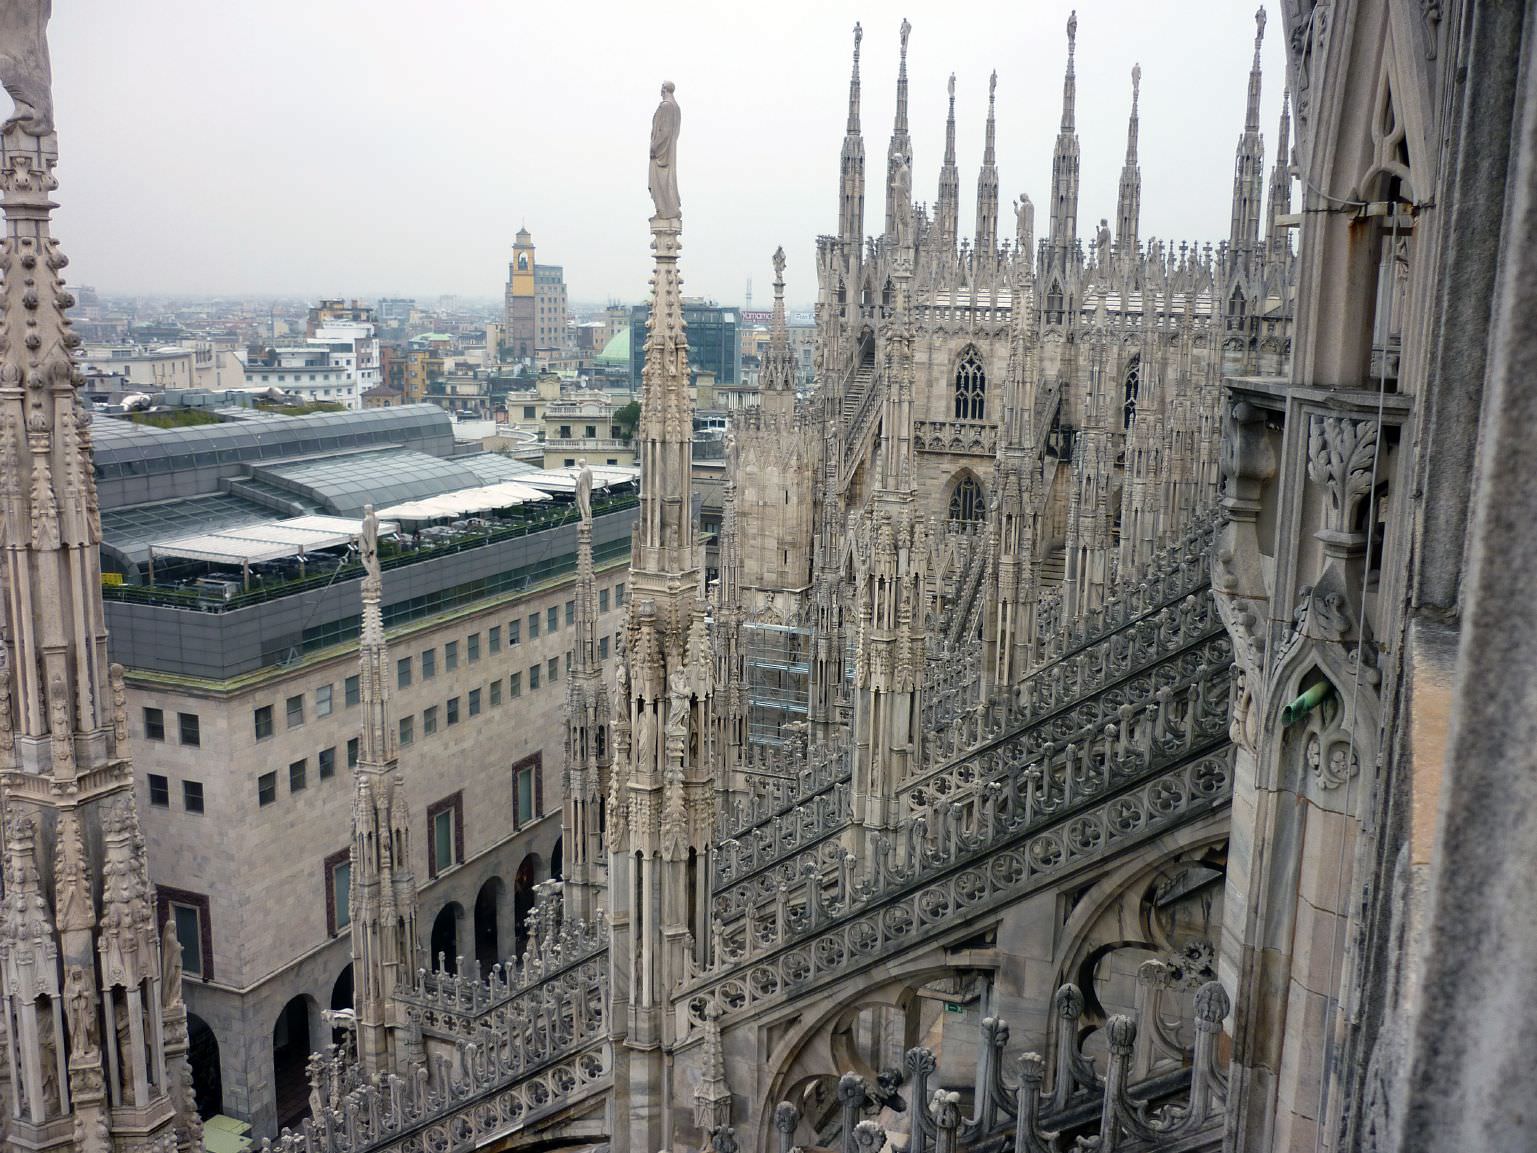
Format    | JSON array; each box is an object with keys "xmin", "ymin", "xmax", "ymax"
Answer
[{"xmin": 1281, "ymin": 681, "xmax": 1333, "ymax": 727}]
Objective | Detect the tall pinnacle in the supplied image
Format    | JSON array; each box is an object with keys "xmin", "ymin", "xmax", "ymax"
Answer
[
  {"xmin": 937, "ymin": 72, "xmax": 960, "ymax": 251},
  {"xmin": 839, "ymin": 23, "xmax": 866, "ymax": 244},
  {"xmin": 1115, "ymin": 64, "xmax": 1142, "ymax": 255},
  {"xmin": 1266, "ymin": 89, "xmax": 1293, "ymax": 259},
  {"xmin": 1062, "ymin": 9, "xmax": 1078, "ymax": 133},
  {"xmin": 761, "ymin": 247, "xmax": 795, "ymax": 412},
  {"xmin": 1229, "ymin": 5, "xmax": 1267, "ymax": 252},
  {"xmin": 1246, "ymin": 5, "xmax": 1267, "ymax": 132},
  {"xmin": 639, "ymin": 83, "xmax": 696, "ymax": 575},
  {"xmin": 975, "ymin": 70, "xmax": 999, "ymax": 254},
  {"xmin": 350, "ymin": 506, "xmax": 419, "ymax": 1076},
  {"xmin": 885, "ymin": 18, "xmax": 913, "ymax": 237},
  {"xmin": 1048, "ymin": 11, "xmax": 1082, "ymax": 247}
]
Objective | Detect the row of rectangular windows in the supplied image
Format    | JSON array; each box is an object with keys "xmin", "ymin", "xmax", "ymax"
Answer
[
  {"xmin": 397, "ymin": 655, "xmax": 578, "ymax": 747},
  {"xmin": 253, "ymin": 581, "xmax": 625, "ymax": 740}
]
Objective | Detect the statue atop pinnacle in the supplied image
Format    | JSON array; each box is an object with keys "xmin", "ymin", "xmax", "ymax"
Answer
[{"xmin": 649, "ymin": 81, "xmax": 681, "ymax": 222}]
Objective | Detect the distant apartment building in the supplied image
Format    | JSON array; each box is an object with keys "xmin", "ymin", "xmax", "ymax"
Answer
[
  {"xmin": 94, "ymin": 405, "xmax": 638, "ymax": 1135},
  {"xmin": 82, "ymin": 343, "xmax": 199, "ymax": 390},
  {"xmin": 541, "ymin": 387, "xmax": 636, "ymax": 470},
  {"xmin": 241, "ymin": 347, "xmax": 358, "ymax": 407},
  {"xmin": 309, "ymin": 318, "xmax": 381, "ymax": 399},
  {"xmin": 305, "ymin": 297, "xmax": 375, "ymax": 338},
  {"xmin": 628, "ymin": 299, "xmax": 739, "ymax": 390},
  {"xmin": 534, "ymin": 262, "xmax": 568, "ymax": 359}
]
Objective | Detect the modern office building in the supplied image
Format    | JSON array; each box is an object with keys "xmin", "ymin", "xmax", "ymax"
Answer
[
  {"xmin": 93, "ymin": 405, "xmax": 638, "ymax": 1134},
  {"xmin": 628, "ymin": 298, "xmax": 739, "ymax": 390}
]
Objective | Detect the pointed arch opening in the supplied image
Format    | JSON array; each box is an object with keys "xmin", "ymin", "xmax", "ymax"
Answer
[
  {"xmin": 948, "ymin": 471, "xmax": 987, "ymax": 523},
  {"xmin": 954, "ymin": 347, "xmax": 986, "ymax": 421}
]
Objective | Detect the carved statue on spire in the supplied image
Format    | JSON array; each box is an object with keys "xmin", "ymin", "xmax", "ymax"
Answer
[
  {"xmin": 773, "ymin": 246, "xmax": 786, "ymax": 279},
  {"xmin": 649, "ymin": 81, "xmax": 681, "ymax": 221},
  {"xmin": 361, "ymin": 503, "xmax": 381, "ymax": 583},
  {"xmin": 0, "ymin": 0, "xmax": 52, "ymax": 137},
  {"xmin": 576, "ymin": 459, "xmax": 593, "ymax": 523}
]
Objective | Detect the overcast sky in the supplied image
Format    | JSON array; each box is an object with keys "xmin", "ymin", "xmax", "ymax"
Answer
[{"xmin": 45, "ymin": 1, "xmax": 1287, "ymax": 308}]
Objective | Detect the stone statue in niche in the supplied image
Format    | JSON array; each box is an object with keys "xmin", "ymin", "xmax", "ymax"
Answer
[
  {"xmin": 0, "ymin": 0, "xmax": 52, "ymax": 137},
  {"xmin": 648, "ymin": 81, "xmax": 681, "ymax": 220}
]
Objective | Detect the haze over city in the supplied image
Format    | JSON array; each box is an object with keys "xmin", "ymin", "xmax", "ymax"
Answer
[{"xmin": 52, "ymin": 0, "xmax": 1286, "ymax": 305}]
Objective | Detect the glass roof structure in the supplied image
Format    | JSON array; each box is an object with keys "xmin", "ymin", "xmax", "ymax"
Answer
[
  {"xmin": 148, "ymin": 515, "xmax": 398, "ymax": 567},
  {"xmin": 102, "ymin": 493, "xmax": 275, "ymax": 568},
  {"xmin": 91, "ymin": 405, "xmax": 453, "ymax": 483},
  {"xmin": 251, "ymin": 450, "xmax": 491, "ymax": 516}
]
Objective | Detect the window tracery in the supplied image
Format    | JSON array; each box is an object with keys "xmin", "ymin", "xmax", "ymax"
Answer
[{"xmin": 954, "ymin": 348, "xmax": 986, "ymax": 421}]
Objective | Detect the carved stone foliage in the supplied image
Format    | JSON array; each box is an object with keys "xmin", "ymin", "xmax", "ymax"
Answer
[{"xmin": 1307, "ymin": 415, "xmax": 1378, "ymax": 536}]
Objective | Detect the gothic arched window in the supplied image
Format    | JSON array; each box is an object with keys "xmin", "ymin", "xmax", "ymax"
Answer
[
  {"xmin": 1123, "ymin": 355, "xmax": 1140, "ymax": 430},
  {"xmin": 949, "ymin": 474, "xmax": 985, "ymax": 523},
  {"xmin": 954, "ymin": 348, "xmax": 986, "ymax": 421}
]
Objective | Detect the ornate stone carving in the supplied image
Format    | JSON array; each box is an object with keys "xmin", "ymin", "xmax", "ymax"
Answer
[
  {"xmin": 1307, "ymin": 415, "xmax": 1378, "ymax": 537},
  {"xmin": 648, "ymin": 82, "xmax": 681, "ymax": 221}
]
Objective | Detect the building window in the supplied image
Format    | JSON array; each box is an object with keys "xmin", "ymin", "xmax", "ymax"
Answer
[
  {"xmin": 345, "ymin": 675, "xmax": 360, "ymax": 707},
  {"xmin": 286, "ymin": 695, "xmax": 304, "ymax": 729},
  {"xmin": 954, "ymin": 347, "xmax": 986, "ymax": 420},
  {"xmin": 509, "ymin": 672, "xmax": 522, "ymax": 698},
  {"xmin": 1123, "ymin": 354, "xmax": 1140, "ymax": 430},
  {"xmin": 599, "ymin": 635, "xmax": 610, "ymax": 659},
  {"xmin": 423, "ymin": 706, "xmax": 438, "ymax": 735},
  {"xmin": 444, "ymin": 641, "xmax": 458, "ymax": 671},
  {"xmin": 173, "ymin": 712, "xmax": 200, "ymax": 746},
  {"xmin": 347, "ymin": 737, "xmax": 359, "ymax": 768},
  {"xmin": 489, "ymin": 680, "xmax": 502, "ymax": 706},
  {"xmin": 183, "ymin": 780, "xmax": 205, "ymax": 814},
  {"xmin": 599, "ymin": 588, "xmax": 610, "ymax": 613},
  {"xmin": 489, "ymin": 625, "xmax": 501, "ymax": 654},
  {"xmin": 447, "ymin": 697, "xmax": 460, "ymax": 726},
  {"xmin": 315, "ymin": 684, "xmax": 333, "ymax": 719},
  {"xmin": 400, "ymin": 715, "xmax": 414, "ymax": 745},
  {"xmin": 319, "ymin": 747, "xmax": 336, "ymax": 780},
  {"xmin": 615, "ymin": 583, "xmax": 626, "ymax": 606},
  {"xmin": 468, "ymin": 688, "xmax": 482, "ymax": 717},
  {"xmin": 325, "ymin": 849, "xmax": 351, "ymax": 936},
  {"xmin": 258, "ymin": 772, "xmax": 277, "ymax": 807},
  {"xmin": 398, "ymin": 656, "xmax": 412, "ymax": 688},
  {"xmin": 523, "ymin": 405, "xmax": 535, "ymax": 419},
  {"xmin": 427, "ymin": 793, "xmax": 464, "ymax": 877},
  {"xmin": 528, "ymin": 612, "xmax": 540, "ymax": 639},
  {"xmin": 529, "ymin": 664, "xmax": 541, "ymax": 690},
  {"xmin": 513, "ymin": 753, "xmax": 543, "ymax": 828},
  {"xmin": 149, "ymin": 773, "xmax": 170, "ymax": 808},
  {"xmin": 547, "ymin": 606, "xmax": 559, "ymax": 633},
  {"xmin": 949, "ymin": 474, "xmax": 986, "ymax": 523},
  {"xmin": 565, "ymin": 600, "xmax": 575, "ymax": 625},
  {"xmin": 157, "ymin": 887, "xmax": 212, "ymax": 981},
  {"xmin": 508, "ymin": 618, "xmax": 521, "ymax": 645},
  {"xmin": 548, "ymin": 657, "xmax": 560, "ymax": 684},
  {"xmin": 289, "ymin": 759, "xmax": 307, "ymax": 792},
  {"xmin": 254, "ymin": 705, "xmax": 273, "ymax": 740},
  {"xmin": 467, "ymin": 634, "xmax": 480, "ymax": 663},
  {"xmin": 422, "ymin": 649, "xmax": 436, "ymax": 680},
  {"xmin": 143, "ymin": 707, "xmax": 166, "ymax": 741}
]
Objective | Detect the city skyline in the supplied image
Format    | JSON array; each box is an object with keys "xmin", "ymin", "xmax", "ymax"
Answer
[{"xmin": 52, "ymin": 0, "xmax": 1285, "ymax": 305}]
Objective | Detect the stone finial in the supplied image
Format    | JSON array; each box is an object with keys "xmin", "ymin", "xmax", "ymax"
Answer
[
  {"xmin": 899, "ymin": 17, "xmax": 910, "ymax": 60},
  {"xmin": 1067, "ymin": 10, "xmax": 1078, "ymax": 62}
]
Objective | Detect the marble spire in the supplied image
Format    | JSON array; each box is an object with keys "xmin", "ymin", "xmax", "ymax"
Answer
[
  {"xmin": 884, "ymin": 18, "xmax": 913, "ymax": 238},
  {"xmin": 936, "ymin": 72, "xmax": 960, "ymax": 252},
  {"xmin": 1115, "ymin": 64, "xmax": 1142, "ymax": 257},
  {"xmin": 348, "ymin": 505, "xmax": 419, "ymax": 1077},
  {"xmin": 1048, "ymin": 11, "xmax": 1081, "ymax": 248},
  {"xmin": 975, "ymin": 70, "xmax": 999, "ymax": 254},
  {"xmin": 1229, "ymin": 6, "xmax": 1267, "ymax": 252},
  {"xmin": 0, "ymin": 5, "xmax": 199, "ymax": 1149},
  {"xmin": 838, "ymin": 23, "xmax": 865, "ymax": 246}
]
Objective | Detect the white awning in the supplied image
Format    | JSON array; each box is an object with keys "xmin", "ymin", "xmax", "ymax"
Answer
[
  {"xmin": 515, "ymin": 465, "xmax": 639, "ymax": 493},
  {"xmin": 376, "ymin": 481, "xmax": 553, "ymax": 523},
  {"xmin": 149, "ymin": 515, "xmax": 397, "ymax": 566}
]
